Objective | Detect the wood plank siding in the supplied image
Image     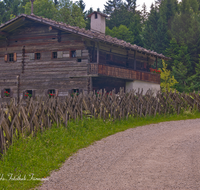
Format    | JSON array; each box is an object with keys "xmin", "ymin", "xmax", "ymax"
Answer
[
  {"xmin": 0, "ymin": 15, "xmax": 166, "ymax": 99},
  {"xmin": 0, "ymin": 23, "xmax": 90, "ymax": 98},
  {"xmin": 88, "ymin": 63, "xmax": 160, "ymax": 84}
]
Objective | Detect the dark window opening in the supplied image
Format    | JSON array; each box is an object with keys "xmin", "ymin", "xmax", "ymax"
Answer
[
  {"xmin": 4, "ymin": 88, "xmax": 10, "ymax": 97},
  {"xmin": 71, "ymin": 89, "xmax": 79, "ymax": 97},
  {"xmin": 48, "ymin": 89, "xmax": 55, "ymax": 97},
  {"xmin": 95, "ymin": 12, "xmax": 98, "ymax": 19},
  {"xmin": 52, "ymin": 52, "xmax": 57, "ymax": 59},
  {"xmin": 77, "ymin": 59, "xmax": 82, "ymax": 62},
  {"xmin": 35, "ymin": 53, "xmax": 41, "ymax": 60},
  {"xmin": 9, "ymin": 53, "xmax": 14, "ymax": 62},
  {"xmin": 25, "ymin": 90, "xmax": 32, "ymax": 98},
  {"xmin": 52, "ymin": 38, "xmax": 56, "ymax": 39},
  {"xmin": 15, "ymin": 41, "xmax": 18, "ymax": 43},
  {"xmin": 73, "ymin": 89, "xmax": 79, "ymax": 93},
  {"xmin": 71, "ymin": 50, "xmax": 76, "ymax": 58}
]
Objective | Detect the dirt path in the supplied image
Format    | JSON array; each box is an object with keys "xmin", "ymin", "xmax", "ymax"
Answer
[{"xmin": 38, "ymin": 119, "xmax": 200, "ymax": 190}]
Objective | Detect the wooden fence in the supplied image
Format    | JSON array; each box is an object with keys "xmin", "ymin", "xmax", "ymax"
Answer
[{"xmin": 0, "ymin": 89, "xmax": 200, "ymax": 156}]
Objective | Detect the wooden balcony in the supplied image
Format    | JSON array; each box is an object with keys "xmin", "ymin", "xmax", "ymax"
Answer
[{"xmin": 88, "ymin": 63, "xmax": 160, "ymax": 84}]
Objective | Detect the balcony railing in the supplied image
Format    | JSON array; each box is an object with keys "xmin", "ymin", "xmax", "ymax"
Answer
[{"xmin": 88, "ymin": 63, "xmax": 160, "ymax": 84}]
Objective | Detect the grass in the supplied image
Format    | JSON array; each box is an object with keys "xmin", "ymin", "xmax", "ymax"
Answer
[{"xmin": 0, "ymin": 110, "xmax": 200, "ymax": 190}]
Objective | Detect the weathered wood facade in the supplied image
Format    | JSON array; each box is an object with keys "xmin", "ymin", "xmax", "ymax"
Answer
[{"xmin": 0, "ymin": 13, "xmax": 170, "ymax": 100}]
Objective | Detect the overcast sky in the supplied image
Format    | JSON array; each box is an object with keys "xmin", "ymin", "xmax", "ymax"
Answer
[{"xmin": 72, "ymin": 0, "xmax": 157, "ymax": 12}]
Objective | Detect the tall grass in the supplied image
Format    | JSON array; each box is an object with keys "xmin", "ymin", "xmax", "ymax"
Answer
[{"xmin": 0, "ymin": 111, "xmax": 200, "ymax": 190}]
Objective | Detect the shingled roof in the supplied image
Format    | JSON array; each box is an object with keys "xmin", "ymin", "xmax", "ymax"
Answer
[{"xmin": 0, "ymin": 14, "xmax": 170, "ymax": 60}]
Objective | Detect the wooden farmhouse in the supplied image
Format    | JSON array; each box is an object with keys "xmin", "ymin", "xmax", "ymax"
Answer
[{"xmin": 0, "ymin": 11, "xmax": 170, "ymax": 100}]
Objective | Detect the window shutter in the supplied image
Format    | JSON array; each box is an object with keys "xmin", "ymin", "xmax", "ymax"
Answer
[
  {"xmin": 76, "ymin": 50, "xmax": 82, "ymax": 57},
  {"xmin": 55, "ymin": 89, "xmax": 58, "ymax": 97},
  {"xmin": 57, "ymin": 51, "xmax": 63, "ymax": 58},
  {"xmin": 29, "ymin": 53, "xmax": 35, "ymax": 60},
  {"xmin": 14, "ymin": 53, "xmax": 17, "ymax": 62},
  {"xmin": 79, "ymin": 89, "xmax": 83, "ymax": 93},
  {"xmin": 4, "ymin": 54, "xmax": 8, "ymax": 62},
  {"xmin": 1, "ymin": 89, "xmax": 4, "ymax": 98}
]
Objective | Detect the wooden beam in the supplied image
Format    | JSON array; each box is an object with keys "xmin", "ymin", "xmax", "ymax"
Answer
[
  {"xmin": 97, "ymin": 42, "xmax": 99, "ymax": 64},
  {"xmin": 156, "ymin": 56, "xmax": 158, "ymax": 69}
]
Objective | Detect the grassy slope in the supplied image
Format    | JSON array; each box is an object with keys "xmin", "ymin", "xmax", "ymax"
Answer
[{"xmin": 0, "ymin": 111, "xmax": 200, "ymax": 190}]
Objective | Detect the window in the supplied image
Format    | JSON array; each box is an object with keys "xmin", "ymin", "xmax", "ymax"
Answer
[
  {"xmin": 77, "ymin": 59, "xmax": 82, "ymax": 62},
  {"xmin": 52, "ymin": 52, "xmax": 57, "ymax": 59},
  {"xmin": 73, "ymin": 89, "xmax": 79, "ymax": 93},
  {"xmin": 3, "ymin": 88, "xmax": 10, "ymax": 97},
  {"xmin": 9, "ymin": 53, "xmax": 14, "ymax": 62},
  {"xmin": 71, "ymin": 50, "xmax": 76, "ymax": 58},
  {"xmin": 48, "ymin": 89, "xmax": 55, "ymax": 98},
  {"xmin": 71, "ymin": 89, "xmax": 79, "ymax": 97},
  {"xmin": 24, "ymin": 90, "xmax": 33, "ymax": 98},
  {"xmin": 35, "ymin": 53, "xmax": 41, "ymax": 60},
  {"xmin": 5, "ymin": 53, "xmax": 17, "ymax": 62}
]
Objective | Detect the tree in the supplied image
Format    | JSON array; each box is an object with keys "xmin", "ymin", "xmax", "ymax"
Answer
[
  {"xmin": 56, "ymin": 0, "xmax": 86, "ymax": 28},
  {"xmin": 141, "ymin": 3, "xmax": 148, "ymax": 23},
  {"xmin": 0, "ymin": 1, "xmax": 9, "ymax": 24},
  {"xmin": 129, "ymin": 13, "xmax": 143, "ymax": 46},
  {"xmin": 104, "ymin": 0, "xmax": 123, "ymax": 15},
  {"xmin": 188, "ymin": 55, "xmax": 200, "ymax": 91},
  {"xmin": 106, "ymin": 5, "xmax": 135, "ymax": 28},
  {"xmin": 160, "ymin": 60, "xmax": 178, "ymax": 92},
  {"xmin": 124, "ymin": 0, "xmax": 136, "ymax": 12},
  {"xmin": 85, "ymin": 7, "xmax": 93, "ymax": 30},
  {"xmin": 78, "ymin": 0, "xmax": 86, "ymax": 13},
  {"xmin": 142, "ymin": 4, "xmax": 159, "ymax": 52},
  {"xmin": 25, "ymin": 0, "xmax": 58, "ymax": 19},
  {"xmin": 106, "ymin": 25, "xmax": 134, "ymax": 44},
  {"xmin": 54, "ymin": 0, "xmax": 58, "ymax": 6},
  {"xmin": 24, "ymin": 0, "xmax": 86, "ymax": 28}
]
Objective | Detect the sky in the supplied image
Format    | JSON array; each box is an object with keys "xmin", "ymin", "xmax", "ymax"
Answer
[{"xmin": 72, "ymin": 0, "xmax": 157, "ymax": 12}]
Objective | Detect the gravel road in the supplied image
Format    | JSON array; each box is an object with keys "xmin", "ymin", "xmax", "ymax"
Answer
[{"xmin": 38, "ymin": 119, "xmax": 200, "ymax": 190}]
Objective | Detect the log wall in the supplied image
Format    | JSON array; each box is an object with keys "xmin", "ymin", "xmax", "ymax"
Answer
[{"xmin": 0, "ymin": 24, "xmax": 90, "ymax": 98}]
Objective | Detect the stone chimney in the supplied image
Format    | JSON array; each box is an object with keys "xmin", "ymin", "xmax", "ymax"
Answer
[{"xmin": 87, "ymin": 11, "xmax": 108, "ymax": 34}]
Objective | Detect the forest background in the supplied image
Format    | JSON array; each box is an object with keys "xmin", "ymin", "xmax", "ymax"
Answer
[{"xmin": 0, "ymin": 0, "xmax": 200, "ymax": 93}]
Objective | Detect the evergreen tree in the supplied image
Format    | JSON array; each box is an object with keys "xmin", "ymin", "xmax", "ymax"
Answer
[
  {"xmin": 54, "ymin": 0, "xmax": 58, "ymax": 6},
  {"xmin": 141, "ymin": 3, "xmax": 148, "ymax": 23},
  {"xmin": 142, "ymin": 4, "xmax": 159, "ymax": 52},
  {"xmin": 106, "ymin": 5, "xmax": 134, "ymax": 28},
  {"xmin": 104, "ymin": 0, "xmax": 123, "ymax": 15},
  {"xmin": 129, "ymin": 13, "xmax": 143, "ymax": 46},
  {"xmin": 124, "ymin": 0, "xmax": 136, "ymax": 12},
  {"xmin": 189, "ymin": 55, "xmax": 200, "ymax": 91},
  {"xmin": 78, "ymin": 0, "xmax": 86, "ymax": 13},
  {"xmin": 155, "ymin": 0, "xmax": 178, "ymax": 53},
  {"xmin": 85, "ymin": 7, "xmax": 93, "ymax": 30}
]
